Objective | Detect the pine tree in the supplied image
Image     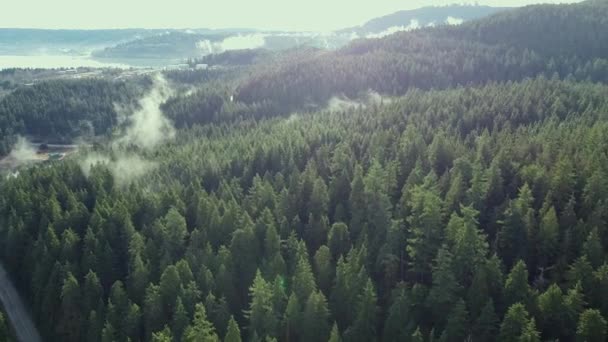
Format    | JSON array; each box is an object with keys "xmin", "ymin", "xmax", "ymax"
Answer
[
  {"xmin": 59, "ymin": 272, "xmax": 82, "ymax": 341},
  {"xmin": 159, "ymin": 265, "xmax": 181, "ymax": 316},
  {"xmin": 427, "ymin": 247, "xmax": 461, "ymax": 326},
  {"xmin": 440, "ymin": 299, "xmax": 469, "ymax": 342},
  {"xmin": 301, "ymin": 291, "xmax": 331, "ymax": 342},
  {"xmin": 151, "ymin": 326, "xmax": 173, "ymax": 342},
  {"xmin": 537, "ymin": 284, "xmax": 565, "ymax": 340},
  {"xmin": 406, "ymin": 176, "xmax": 444, "ymax": 282},
  {"xmin": 473, "ymin": 299, "xmax": 499, "ymax": 342},
  {"xmin": 262, "ymin": 220, "xmax": 283, "ymax": 280},
  {"xmin": 497, "ymin": 184, "xmax": 533, "ymax": 269},
  {"xmin": 383, "ymin": 287, "xmax": 415, "ymax": 342},
  {"xmin": 349, "ymin": 165, "xmax": 367, "ymax": 241},
  {"xmin": 583, "ymin": 227, "xmax": 604, "ymax": 268},
  {"xmin": 224, "ymin": 316, "xmax": 241, "ymax": 342},
  {"xmin": 183, "ymin": 304, "xmax": 219, "ymax": 342},
  {"xmin": 519, "ymin": 320, "xmax": 541, "ymax": 342},
  {"xmin": 127, "ymin": 252, "xmax": 149, "ymax": 304},
  {"xmin": 101, "ymin": 321, "xmax": 117, "ymax": 342},
  {"xmin": 246, "ymin": 271, "xmax": 277, "ymax": 340},
  {"xmin": 537, "ymin": 206, "xmax": 559, "ymax": 267},
  {"xmin": 281, "ymin": 293, "xmax": 300, "ymax": 341},
  {"xmin": 162, "ymin": 207, "xmax": 188, "ymax": 261},
  {"xmin": 230, "ymin": 220, "xmax": 260, "ymax": 300},
  {"xmin": 328, "ymin": 322, "xmax": 342, "ymax": 342},
  {"xmin": 172, "ymin": 297, "xmax": 189, "ymax": 342},
  {"xmin": 314, "ymin": 245, "xmax": 334, "ymax": 295},
  {"xmin": 576, "ymin": 309, "xmax": 607, "ymax": 342},
  {"xmin": 498, "ymin": 303, "xmax": 537, "ymax": 342},
  {"xmin": 567, "ymin": 256, "xmax": 595, "ymax": 296},
  {"xmin": 411, "ymin": 327, "xmax": 424, "ymax": 342},
  {"xmin": 564, "ymin": 283, "xmax": 585, "ymax": 341},
  {"xmin": 144, "ymin": 284, "xmax": 164, "ymax": 340},
  {"xmin": 106, "ymin": 281, "xmax": 131, "ymax": 342},
  {"xmin": 328, "ymin": 222, "xmax": 351, "ymax": 260},
  {"xmin": 344, "ymin": 278, "xmax": 378, "ymax": 342},
  {"xmin": 363, "ymin": 160, "xmax": 393, "ymax": 263},
  {"xmin": 451, "ymin": 206, "xmax": 489, "ymax": 286},
  {"xmin": 292, "ymin": 256, "xmax": 317, "ymax": 303},
  {"xmin": 504, "ymin": 260, "xmax": 532, "ymax": 309},
  {"xmin": 593, "ymin": 264, "xmax": 608, "ymax": 317},
  {"xmin": 86, "ymin": 310, "xmax": 102, "ymax": 342}
]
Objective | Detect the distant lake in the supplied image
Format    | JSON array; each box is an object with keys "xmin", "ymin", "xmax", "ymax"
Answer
[
  {"xmin": 0, "ymin": 55, "xmax": 131, "ymax": 69},
  {"xmin": 0, "ymin": 55, "xmax": 185, "ymax": 70}
]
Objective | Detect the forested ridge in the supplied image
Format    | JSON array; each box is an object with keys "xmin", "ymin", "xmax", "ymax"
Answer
[
  {"xmin": 236, "ymin": 1, "xmax": 608, "ymax": 111},
  {"xmin": 0, "ymin": 78, "xmax": 147, "ymax": 154},
  {"xmin": 1, "ymin": 1, "xmax": 608, "ymax": 341}
]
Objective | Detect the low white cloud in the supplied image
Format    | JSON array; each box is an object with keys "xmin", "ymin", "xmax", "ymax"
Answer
[
  {"xmin": 366, "ymin": 19, "xmax": 420, "ymax": 39},
  {"xmin": 8, "ymin": 136, "xmax": 37, "ymax": 163},
  {"xmin": 79, "ymin": 152, "xmax": 157, "ymax": 186},
  {"xmin": 79, "ymin": 73, "xmax": 175, "ymax": 185},
  {"xmin": 222, "ymin": 34, "xmax": 266, "ymax": 50},
  {"xmin": 326, "ymin": 92, "xmax": 390, "ymax": 112},
  {"xmin": 445, "ymin": 16, "xmax": 464, "ymax": 25},
  {"xmin": 114, "ymin": 74, "xmax": 175, "ymax": 150},
  {"xmin": 198, "ymin": 33, "xmax": 267, "ymax": 55}
]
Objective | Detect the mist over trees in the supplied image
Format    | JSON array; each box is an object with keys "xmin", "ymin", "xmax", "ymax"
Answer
[{"xmin": 1, "ymin": 1, "xmax": 608, "ymax": 341}]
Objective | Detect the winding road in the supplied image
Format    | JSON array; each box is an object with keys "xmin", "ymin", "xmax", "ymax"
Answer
[{"xmin": 0, "ymin": 264, "xmax": 42, "ymax": 342}]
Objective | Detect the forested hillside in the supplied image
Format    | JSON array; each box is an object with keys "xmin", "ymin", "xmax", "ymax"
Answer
[
  {"xmin": 1, "ymin": 1, "xmax": 608, "ymax": 342},
  {"xmin": 0, "ymin": 78, "xmax": 146, "ymax": 154},
  {"xmin": 236, "ymin": 1, "xmax": 608, "ymax": 112},
  {"xmin": 348, "ymin": 5, "xmax": 508, "ymax": 35},
  {"xmin": 2, "ymin": 78, "xmax": 608, "ymax": 341}
]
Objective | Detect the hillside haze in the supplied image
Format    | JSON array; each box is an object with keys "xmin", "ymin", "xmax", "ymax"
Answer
[{"xmin": 0, "ymin": 5, "xmax": 508, "ymax": 68}]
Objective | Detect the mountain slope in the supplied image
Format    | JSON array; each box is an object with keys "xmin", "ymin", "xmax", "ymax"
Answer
[
  {"xmin": 236, "ymin": 0, "xmax": 608, "ymax": 110},
  {"xmin": 353, "ymin": 5, "xmax": 509, "ymax": 34}
]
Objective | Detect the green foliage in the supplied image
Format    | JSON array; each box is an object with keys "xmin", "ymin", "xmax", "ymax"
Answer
[
  {"xmin": 246, "ymin": 271, "xmax": 277, "ymax": 340},
  {"xmin": 224, "ymin": 316, "xmax": 241, "ymax": 342},
  {"xmin": 576, "ymin": 309, "xmax": 607, "ymax": 342},
  {"xmin": 2, "ymin": 5, "xmax": 608, "ymax": 339},
  {"xmin": 498, "ymin": 303, "xmax": 538, "ymax": 342},
  {"xmin": 0, "ymin": 312, "xmax": 9, "ymax": 342},
  {"xmin": 328, "ymin": 322, "xmax": 342, "ymax": 342},
  {"xmin": 344, "ymin": 278, "xmax": 378, "ymax": 342},
  {"xmin": 183, "ymin": 304, "xmax": 219, "ymax": 342},
  {"xmin": 301, "ymin": 291, "xmax": 330, "ymax": 342}
]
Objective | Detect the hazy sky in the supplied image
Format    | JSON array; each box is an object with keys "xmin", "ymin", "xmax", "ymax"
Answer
[{"xmin": 1, "ymin": 0, "xmax": 581, "ymax": 31}]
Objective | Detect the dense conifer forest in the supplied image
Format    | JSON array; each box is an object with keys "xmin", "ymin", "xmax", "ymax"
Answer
[{"xmin": 1, "ymin": 1, "xmax": 608, "ymax": 341}]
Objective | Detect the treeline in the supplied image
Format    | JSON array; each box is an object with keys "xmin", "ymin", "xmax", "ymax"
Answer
[
  {"xmin": 236, "ymin": 0, "xmax": 608, "ymax": 112},
  {"xmin": 92, "ymin": 32, "xmax": 229, "ymax": 60},
  {"xmin": 2, "ymin": 78, "xmax": 608, "ymax": 341},
  {"xmin": 160, "ymin": 85, "xmax": 283, "ymax": 129},
  {"xmin": 0, "ymin": 78, "xmax": 146, "ymax": 155},
  {"xmin": 190, "ymin": 49, "xmax": 274, "ymax": 67}
]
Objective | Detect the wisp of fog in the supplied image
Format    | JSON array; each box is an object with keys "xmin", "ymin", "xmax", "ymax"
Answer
[
  {"xmin": 8, "ymin": 136, "xmax": 37, "ymax": 163},
  {"xmin": 79, "ymin": 74, "xmax": 176, "ymax": 185},
  {"xmin": 115, "ymin": 75, "xmax": 175, "ymax": 149}
]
